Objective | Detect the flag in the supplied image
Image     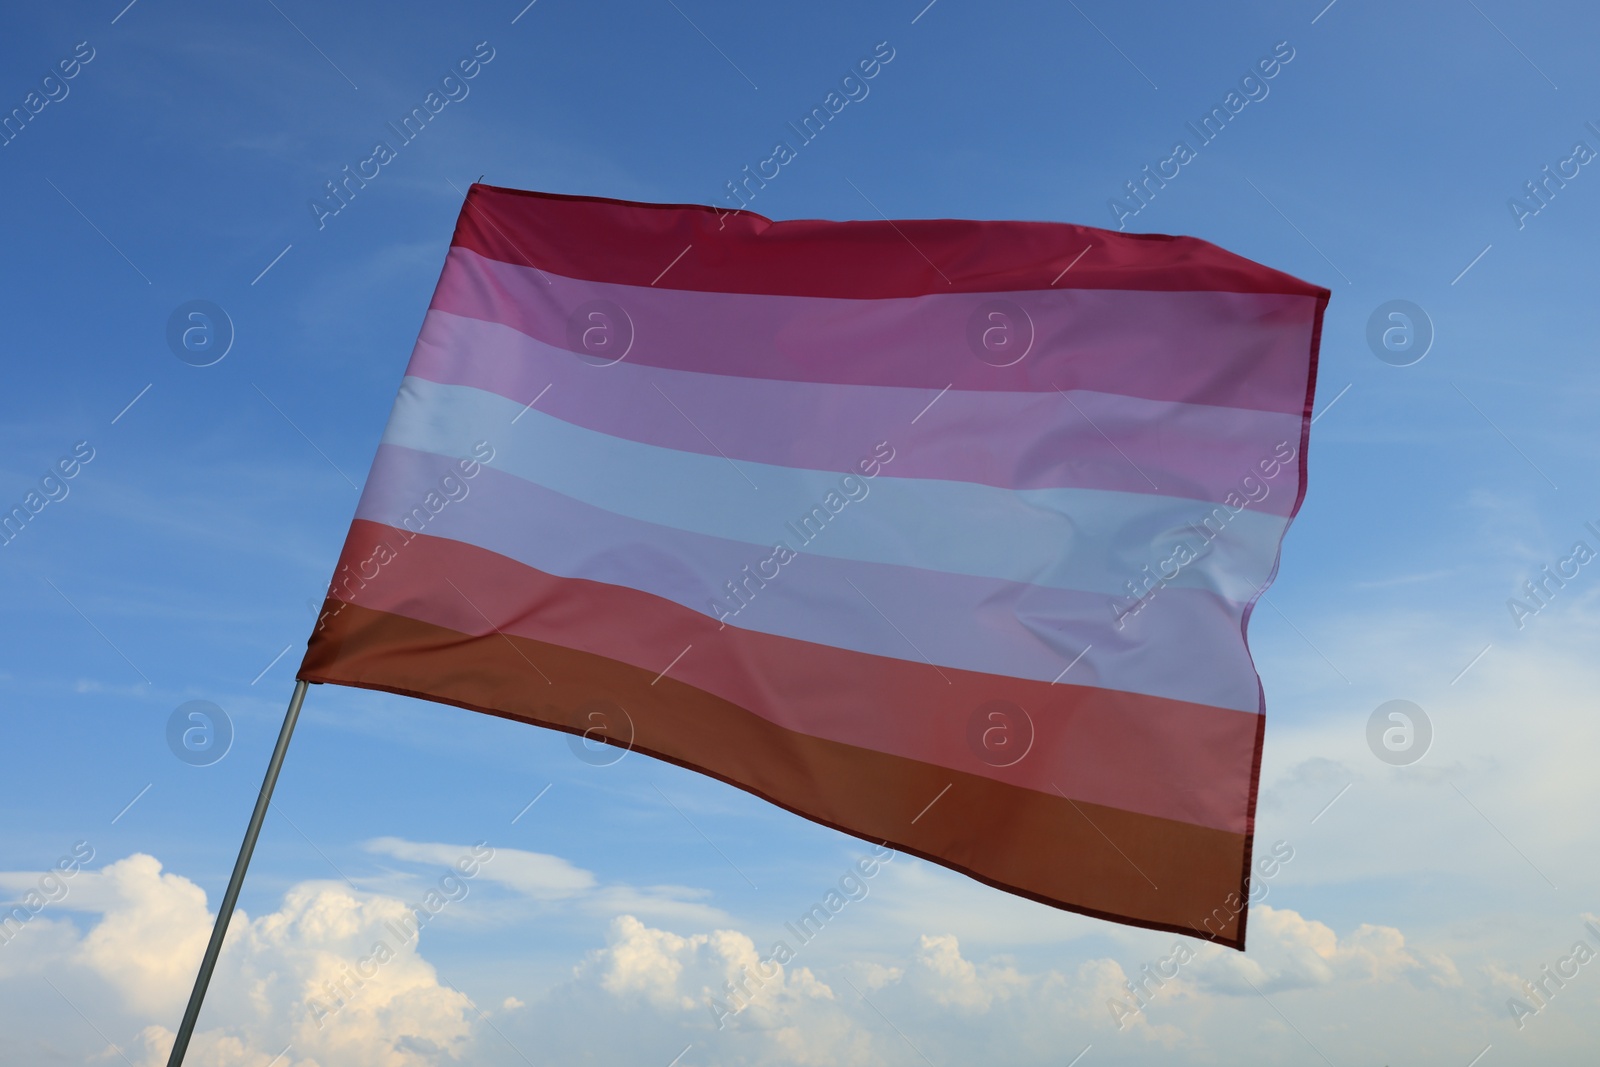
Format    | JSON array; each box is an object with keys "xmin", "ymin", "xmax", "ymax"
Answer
[{"xmin": 299, "ymin": 184, "xmax": 1326, "ymax": 949}]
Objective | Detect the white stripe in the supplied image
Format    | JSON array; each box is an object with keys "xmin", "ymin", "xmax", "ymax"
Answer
[{"xmin": 383, "ymin": 378, "xmax": 1289, "ymax": 602}]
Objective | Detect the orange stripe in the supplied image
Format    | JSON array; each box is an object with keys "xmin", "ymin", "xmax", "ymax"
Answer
[{"xmin": 300, "ymin": 599, "xmax": 1254, "ymax": 947}]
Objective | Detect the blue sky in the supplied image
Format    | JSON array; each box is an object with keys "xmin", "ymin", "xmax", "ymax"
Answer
[{"xmin": 4, "ymin": 0, "xmax": 1600, "ymax": 1064}]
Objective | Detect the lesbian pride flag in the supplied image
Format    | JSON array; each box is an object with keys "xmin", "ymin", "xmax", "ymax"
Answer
[{"xmin": 299, "ymin": 185, "xmax": 1326, "ymax": 949}]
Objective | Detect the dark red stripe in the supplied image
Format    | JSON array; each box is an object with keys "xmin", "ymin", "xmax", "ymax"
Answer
[{"xmin": 451, "ymin": 184, "xmax": 1331, "ymax": 300}]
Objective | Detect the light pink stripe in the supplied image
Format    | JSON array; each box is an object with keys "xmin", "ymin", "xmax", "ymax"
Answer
[
  {"xmin": 356, "ymin": 443, "xmax": 1266, "ymax": 712},
  {"xmin": 405, "ymin": 310, "xmax": 1304, "ymax": 512},
  {"xmin": 431, "ymin": 247, "xmax": 1320, "ymax": 414}
]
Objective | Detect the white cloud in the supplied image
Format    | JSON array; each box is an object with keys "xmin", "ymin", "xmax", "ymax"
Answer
[
  {"xmin": 73, "ymin": 854, "xmax": 213, "ymax": 1017},
  {"xmin": 364, "ymin": 837, "xmax": 594, "ymax": 900},
  {"xmin": 359, "ymin": 838, "xmax": 726, "ymax": 925},
  {"xmin": 575, "ymin": 914, "xmax": 871, "ymax": 1065},
  {"xmin": 588, "ymin": 914, "xmax": 835, "ymax": 1018},
  {"xmin": 855, "ymin": 962, "xmax": 902, "ymax": 990},
  {"xmin": 1185, "ymin": 905, "xmax": 1457, "ymax": 996},
  {"xmin": 912, "ymin": 934, "xmax": 1026, "ymax": 1011},
  {"xmin": 2, "ymin": 854, "xmax": 475, "ymax": 1067},
  {"xmin": 0, "ymin": 853, "xmax": 1579, "ymax": 1067},
  {"xmin": 595, "ymin": 915, "xmax": 706, "ymax": 1009},
  {"xmin": 1252, "ymin": 599, "xmax": 1600, "ymax": 896}
]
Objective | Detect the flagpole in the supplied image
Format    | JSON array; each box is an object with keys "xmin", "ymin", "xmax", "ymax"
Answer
[{"xmin": 165, "ymin": 678, "xmax": 311, "ymax": 1067}]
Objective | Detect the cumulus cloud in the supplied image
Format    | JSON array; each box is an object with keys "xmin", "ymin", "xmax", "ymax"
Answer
[
  {"xmin": 1183, "ymin": 905, "xmax": 1458, "ymax": 997},
  {"xmin": 589, "ymin": 914, "xmax": 834, "ymax": 1017},
  {"xmin": 73, "ymin": 854, "xmax": 214, "ymax": 1017},
  {"xmin": 0, "ymin": 850, "xmax": 1539, "ymax": 1067},
  {"xmin": 2, "ymin": 854, "xmax": 475, "ymax": 1067},
  {"xmin": 855, "ymin": 962, "xmax": 902, "ymax": 990},
  {"xmin": 575, "ymin": 914, "xmax": 871, "ymax": 1065},
  {"xmin": 911, "ymin": 934, "xmax": 1026, "ymax": 1011},
  {"xmin": 596, "ymin": 915, "xmax": 707, "ymax": 1009}
]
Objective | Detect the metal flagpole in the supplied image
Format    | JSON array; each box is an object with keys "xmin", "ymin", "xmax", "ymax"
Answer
[{"xmin": 165, "ymin": 678, "xmax": 311, "ymax": 1067}]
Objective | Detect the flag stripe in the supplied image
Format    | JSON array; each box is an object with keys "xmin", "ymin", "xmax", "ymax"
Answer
[
  {"xmin": 434, "ymin": 247, "xmax": 1320, "ymax": 411},
  {"xmin": 360, "ymin": 446, "xmax": 1266, "ymax": 712},
  {"xmin": 452, "ymin": 183, "xmax": 1325, "ymax": 301},
  {"xmin": 325, "ymin": 520, "xmax": 1261, "ymax": 833},
  {"xmin": 300, "ymin": 596, "xmax": 1254, "ymax": 949},
  {"xmin": 406, "ymin": 308, "xmax": 1305, "ymax": 511},
  {"xmin": 382, "ymin": 378, "xmax": 1290, "ymax": 603}
]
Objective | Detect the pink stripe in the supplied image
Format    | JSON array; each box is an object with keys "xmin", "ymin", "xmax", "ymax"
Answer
[
  {"xmin": 431, "ymin": 247, "xmax": 1320, "ymax": 414},
  {"xmin": 405, "ymin": 310, "xmax": 1304, "ymax": 512},
  {"xmin": 356, "ymin": 444, "xmax": 1266, "ymax": 712},
  {"xmin": 333, "ymin": 520, "xmax": 1259, "ymax": 832}
]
